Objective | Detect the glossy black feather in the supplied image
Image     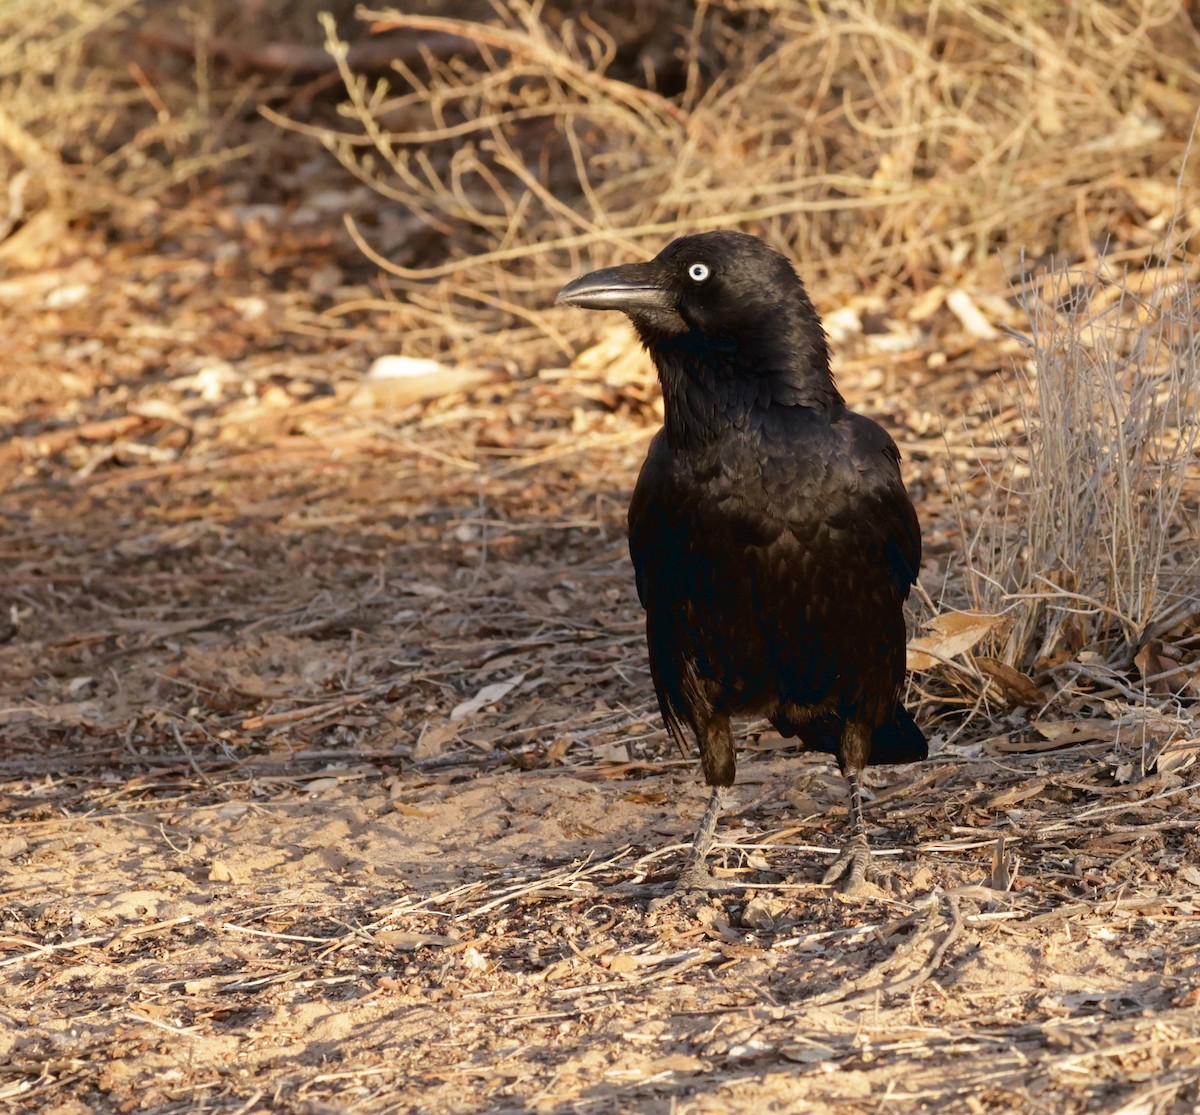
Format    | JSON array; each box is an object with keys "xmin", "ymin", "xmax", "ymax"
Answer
[{"xmin": 561, "ymin": 231, "xmax": 926, "ymax": 796}]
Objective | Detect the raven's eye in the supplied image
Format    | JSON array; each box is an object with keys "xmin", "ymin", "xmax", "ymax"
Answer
[{"xmin": 687, "ymin": 262, "xmax": 710, "ymax": 283}]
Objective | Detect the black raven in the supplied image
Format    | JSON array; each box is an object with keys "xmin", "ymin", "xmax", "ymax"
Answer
[{"xmin": 556, "ymin": 231, "xmax": 926, "ymax": 893}]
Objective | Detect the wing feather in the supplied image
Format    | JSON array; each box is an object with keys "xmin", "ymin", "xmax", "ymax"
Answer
[{"xmin": 628, "ymin": 409, "xmax": 919, "ymax": 735}]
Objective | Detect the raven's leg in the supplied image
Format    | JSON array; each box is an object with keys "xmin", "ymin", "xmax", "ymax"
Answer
[
  {"xmin": 675, "ymin": 784, "xmax": 727, "ymax": 890},
  {"xmin": 820, "ymin": 770, "xmax": 880, "ymax": 892},
  {"xmin": 822, "ymin": 723, "xmax": 880, "ymax": 893},
  {"xmin": 674, "ymin": 713, "xmax": 734, "ymax": 891}
]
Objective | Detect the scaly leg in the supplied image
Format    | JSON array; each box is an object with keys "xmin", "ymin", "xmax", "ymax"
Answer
[
  {"xmin": 675, "ymin": 784, "xmax": 726, "ymax": 892},
  {"xmin": 821, "ymin": 768, "xmax": 879, "ymax": 893}
]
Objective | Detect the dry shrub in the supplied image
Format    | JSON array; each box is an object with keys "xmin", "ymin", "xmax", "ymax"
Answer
[
  {"xmin": 0, "ymin": 0, "xmax": 248, "ymax": 261},
  {"xmin": 276, "ymin": 0, "xmax": 1200, "ymax": 364},
  {"xmin": 965, "ymin": 250, "xmax": 1200, "ymax": 681}
]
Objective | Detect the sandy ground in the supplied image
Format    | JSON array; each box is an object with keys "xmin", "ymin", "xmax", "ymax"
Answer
[{"xmin": 1, "ymin": 190, "xmax": 1199, "ymax": 1115}]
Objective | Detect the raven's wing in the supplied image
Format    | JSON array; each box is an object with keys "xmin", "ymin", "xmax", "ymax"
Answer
[
  {"xmin": 841, "ymin": 412, "xmax": 921, "ymax": 596},
  {"xmin": 754, "ymin": 407, "xmax": 920, "ymax": 725},
  {"xmin": 629, "ymin": 411, "xmax": 920, "ymax": 741},
  {"xmin": 627, "ymin": 430, "xmax": 712, "ymax": 753}
]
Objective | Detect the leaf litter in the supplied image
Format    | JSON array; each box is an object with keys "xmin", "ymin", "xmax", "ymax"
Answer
[
  {"xmin": 1, "ymin": 11, "xmax": 1200, "ymax": 1109},
  {"xmin": 1, "ymin": 191, "xmax": 1197, "ymax": 1115}
]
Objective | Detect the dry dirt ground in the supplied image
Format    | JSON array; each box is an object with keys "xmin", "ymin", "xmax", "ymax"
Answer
[{"xmin": 1, "ymin": 188, "xmax": 1199, "ymax": 1115}]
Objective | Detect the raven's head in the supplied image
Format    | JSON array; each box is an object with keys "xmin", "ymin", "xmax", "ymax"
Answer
[
  {"xmin": 556, "ymin": 231, "xmax": 818, "ymax": 340},
  {"xmin": 556, "ymin": 231, "xmax": 838, "ymax": 423}
]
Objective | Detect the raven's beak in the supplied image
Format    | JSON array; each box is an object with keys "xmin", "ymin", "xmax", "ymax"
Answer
[{"xmin": 555, "ymin": 262, "xmax": 676, "ymax": 314}]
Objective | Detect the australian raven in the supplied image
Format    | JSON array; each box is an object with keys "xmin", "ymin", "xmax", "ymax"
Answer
[{"xmin": 556, "ymin": 231, "xmax": 925, "ymax": 893}]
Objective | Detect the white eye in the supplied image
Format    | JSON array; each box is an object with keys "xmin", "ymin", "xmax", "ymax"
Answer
[{"xmin": 687, "ymin": 262, "xmax": 710, "ymax": 283}]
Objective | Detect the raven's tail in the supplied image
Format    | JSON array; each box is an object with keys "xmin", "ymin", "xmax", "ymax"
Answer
[
  {"xmin": 770, "ymin": 703, "xmax": 927, "ymax": 765},
  {"xmin": 868, "ymin": 703, "xmax": 927, "ymax": 766}
]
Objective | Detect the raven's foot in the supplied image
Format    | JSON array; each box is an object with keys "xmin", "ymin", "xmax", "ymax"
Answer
[
  {"xmin": 645, "ymin": 861, "xmax": 725, "ymax": 911},
  {"xmin": 676, "ymin": 861, "xmax": 721, "ymax": 894},
  {"xmin": 821, "ymin": 833, "xmax": 881, "ymax": 894}
]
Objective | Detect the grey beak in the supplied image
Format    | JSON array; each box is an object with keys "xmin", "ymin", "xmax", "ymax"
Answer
[{"xmin": 555, "ymin": 262, "xmax": 676, "ymax": 314}]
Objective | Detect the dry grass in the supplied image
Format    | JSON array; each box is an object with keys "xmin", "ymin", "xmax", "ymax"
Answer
[
  {"xmin": 899, "ymin": 243, "xmax": 1200, "ymax": 754},
  {"xmin": 965, "ymin": 252, "xmax": 1200, "ymax": 674},
  {"xmin": 0, "ymin": 0, "xmax": 252, "ymax": 263},
  {"xmin": 270, "ymin": 0, "xmax": 1200, "ymax": 366}
]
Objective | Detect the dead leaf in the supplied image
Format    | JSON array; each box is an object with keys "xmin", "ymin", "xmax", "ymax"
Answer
[
  {"xmin": 740, "ymin": 898, "xmax": 778, "ymax": 931},
  {"xmin": 987, "ymin": 719, "xmax": 1120, "ymax": 753},
  {"xmin": 413, "ymin": 720, "xmax": 458, "ymax": 760},
  {"xmin": 461, "ymin": 946, "xmax": 489, "ymax": 971},
  {"xmin": 545, "ymin": 737, "xmax": 571, "ymax": 764},
  {"xmin": 988, "ymin": 835, "xmax": 1019, "ymax": 891},
  {"xmin": 907, "ymin": 610, "xmax": 1006, "ymax": 671},
  {"xmin": 349, "ymin": 356, "xmax": 499, "ymax": 408},
  {"xmin": 304, "ymin": 776, "xmax": 341, "ymax": 795},
  {"xmin": 1154, "ymin": 739, "xmax": 1199, "ymax": 776},
  {"xmin": 0, "ymin": 835, "xmax": 29, "ymax": 858},
  {"xmin": 910, "ymin": 866, "xmax": 934, "ymax": 889},
  {"xmin": 601, "ymin": 953, "xmax": 638, "ymax": 974},
  {"xmin": 946, "ymin": 288, "xmax": 1000, "ymax": 339},
  {"xmin": 401, "ymin": 581, "xmax": 447, "ymax": 598},
  {"xmin": 374, "ymin": 930, "xmax": 459, "ymax": 950},
  {"xmin": 987, "ymin": 735, "xmax": 1069, "ymax": 753},
  {"xmin": 590, "ymin": 740, "xmax": 630, "ymax": 763},
  {"xmin": 1134, "ymin": 639, "xmax": 1197, "ymax": 697},
  {"xmin": 974, "ymin": 656, "xmax": 1045, "ymax": 706},
  {"xmin": 1033, "ymin": 720, "xmax": 1121, "ymax": 745},
  {"xmin": 781, "ymin": 1042, "xmax": 838, "ymax": 1064},
  {"xmin": 450, "ymin": 673, "xmax": 524, "ymax": 722},
  {"xmin": 393, "ymin": 802, "xmax": 437, "ymax": 818},
  {"xmin": 988, "ymin": 778, "xmax": 1048, "ymax": 808}
]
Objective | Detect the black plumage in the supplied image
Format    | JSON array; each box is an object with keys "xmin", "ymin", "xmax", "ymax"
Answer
[{"xmin": 556, "ymin": 231, "xmax": 925, "ymax": 892}]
